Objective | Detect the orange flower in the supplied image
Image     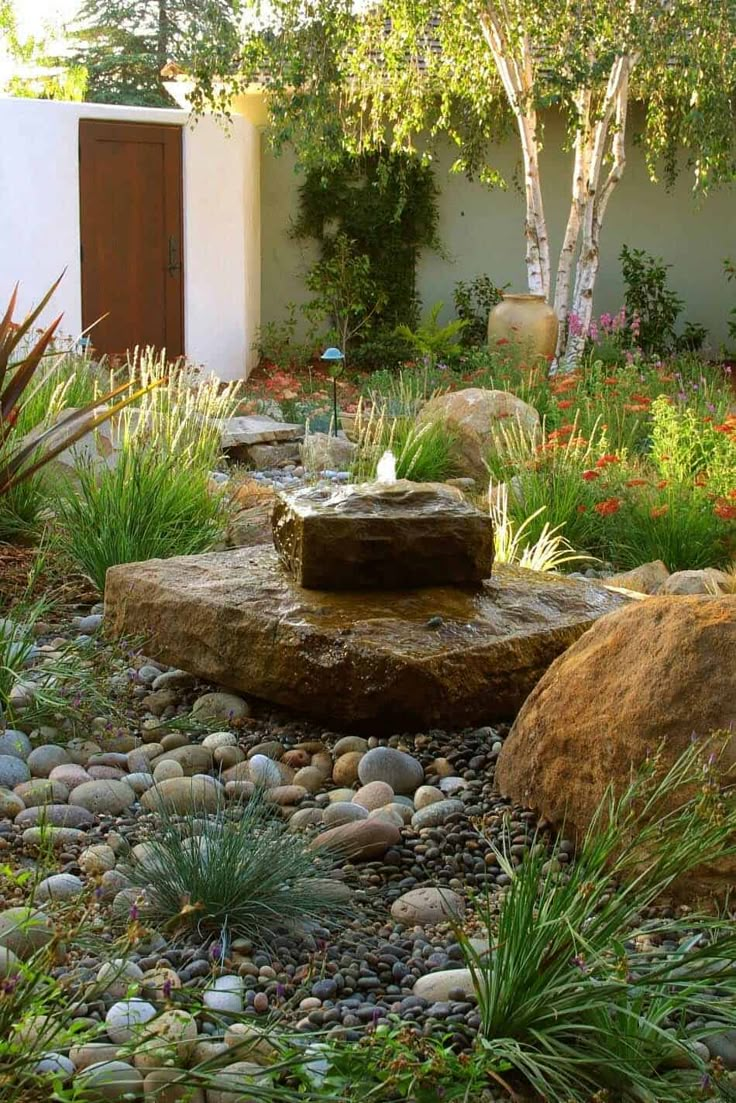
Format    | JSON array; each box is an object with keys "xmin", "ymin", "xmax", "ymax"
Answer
[
  {"xmin": 582, "ymin": 469, "xmax": 600, "ymax": 481},
  {"xmin": 729, "ymin": 489, "xmax": 736, "ymax": 499},
  {"xmin": 624, "ymin": 403, "xmax": 651, "ymax": 414},
  {"xmin": 577, "ymin": 504, "xmax": 588, "ymax": 513},
  {"xmin": 496, "ymin": 338, "xmax": 510, "ymax": 346},
  {"xmin": 626, "ymin": 478, "xmax": 648, "ymax": 487},
  {"xmin": 604, "ymin": 377, "xmax": 618, "ymax": 386},
  {"xmin": 657, "ymin": 480, "xmax": 668, "ymax": 489},
  {"xmin": 557, "ymin": 400, "xmax": 574, "ymax": 409},
  {"xmin": 650, "ymin": 505, "xmax": 669, "ymax": 519},
  {"xmin": 595, "ymin": 454, "xmax": 620, "ymax": 468},
  {"xmin": 714, "ymin": 501, "xmax": 736, "ymax": 521},
  {"xmin": 595, "ymin": 497, "xmax": 622, "ymax": 516}
]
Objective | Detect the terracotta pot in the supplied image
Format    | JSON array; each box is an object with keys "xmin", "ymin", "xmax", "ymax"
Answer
[{"xmin": 488, "ymin": 293, "xmax": 558, "ymax": 360}]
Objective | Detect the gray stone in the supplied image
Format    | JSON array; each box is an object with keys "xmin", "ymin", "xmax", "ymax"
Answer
[
  {"xmin": 412, "ymin": 968, "xmax": 475, "ymax": 1002},
  {"xmin": 357, "ymin": 747, "xmax": 424, "ymax": 794},
  {"xmin": 0, "ymin": 907, "xmax": 53, "ymax": 958},
  {"xmin": 68, "ymin": 779, "xmax": 136, "ymax": 815},
  {"xmin": 15, "ymin": 804, "xmax": 95, "ymax": 829},
  {"xmin": 248, "ymin": 441, "xmax": 302, "ymax": 468},
  {"xmin": 141, "ymin": 775, "xmax": 224, "ymax": 814},
  {"xmin": 35, "ymin": 873, "xmax": 85, "ymax": 903},
  {"xmin": 27, "ymin": 744, "xmax": 71, "ymax": 777},
  {"xmin": 76, "ymin": 1060, "xmax": 144, "ymax": 1100},
  {"xmin": 411, "ymin": 799, "xmax": 465, "ymax": 830},
  {"xmin": 391, "ymin": 887, "xmax": 465, "ymax": 925},
  {"xmin": 0, "ymin": 729, "xmax": 31, "ymax": 760},
  {"xmin": 22, "ymin": 826, "xmax": 85, "ymax": 848},
  {"xmin": 105, "ymin": 999, "xmax": 157, "ymax": 1044},
  {"xmin": 14, "ymin": 778, "xmax": 68, "ymax": 806},
  {"xmin": 0, "ymin": 788, "xmax": 24, "ymax": 818},
  {"xmin": 105, "ymin": 547, "xmax": 629, "ymax": 733},
  {"xmin": 322, "ymin": 801, "xmax": 369, "ymax": 828},
  {"xmin": 704, "ymin": 1028, "xmax": 736, "ymax": 1069},
  {"xmin": 222, "ymin": 415, "xmax": 304, "ymax": 448},
  {"xmin": 0, "ymin": 754, "xmax": 30, "ymax": 788},
  {"xmin": 413, "ymin": 785, "xmax": 444, "ymax": 809},
  {"xmin": 300, "ymin": 430, "xmax": 356, "ymax": 474},
  {"xmin": 203, "ymin": 974, "xmax": 244, "ymax": 1014},
  {"xmin": 0, "ymin": 945, "xmax": 21, "ymax": 977},
  {"xmin": 248, "ymin": 754, "xmax": 282, "ymax": 788},
  {"xmin": 659, "ymin": 569, "xmax": 731, "ymax": 596}
]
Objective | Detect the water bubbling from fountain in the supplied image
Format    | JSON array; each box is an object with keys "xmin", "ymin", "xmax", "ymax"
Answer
[{"xmin": 376, "ymin": 449, "xmax": 397, "ymax": 484}]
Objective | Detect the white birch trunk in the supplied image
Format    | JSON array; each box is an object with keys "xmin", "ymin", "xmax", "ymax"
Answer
[{"xmin": 553, "ymin": 89, "xmax": 592, "ymax": 355}]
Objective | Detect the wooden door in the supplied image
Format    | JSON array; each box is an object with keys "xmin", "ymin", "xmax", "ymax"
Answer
[{"xmin": 79, "ymin": 119, "xmax": 184, "ymax": 360}]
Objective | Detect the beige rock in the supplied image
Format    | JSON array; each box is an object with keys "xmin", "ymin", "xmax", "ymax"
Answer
[
  {"xmin": 659, "ymin": 568, "xmax": 731, "ymax": 596},
  {"xmin": 417, "ymin": 387, "xmax": 540, "ymax": 480},
  {"xmin": 141, "ymin": 776, "xmax": 224, "ymax": 815},
  {"xmin": 142, "ymin": 1068, "xmax": 205, "ymax": 1103},
  {"xmin": 265, "ymin": 785, "xmax": 308, "ymax": 806},
  {"xmin": 68, "ymin": 779, "xmax": 136, "ymax": 815},
  {"xmin": 332, "ymin": 751, "xmax": 363, "ymax": 786},
  {"xmin": 496, "ymin": 596, "xmax": 736, "ymax": 904},
  {"xmin": 0, "ymin": 907, "xmax": 53, "ymax": 958},
  {"xmin": 413, "ymin": 785, "xmax": 444, "ymax": 810},
  {"xmin": 353, "ymin": 780, "xmax": 394, "ymax": 811},
  {"xmin": 105, "ymin": 548, "xmax": 629, "ymax": 732},
  {"xmin": 149, "ymin": 745, "xmax": 213, "ymax": 777},
  {"xmin": 607, "ymin": 559, "xmax": 670, "ymax": 594},
  {"xmin": 391, "ymin": 886, "xmax": 465, "ymax": 925},
  {"xmin": 153, "ymin": 759, "xmax": 184, "ymax": 782},
  {"xmin": 412, "ymin": 968, "xmax": 475, "ymax": 1001},
  {"xmin": 291, "ymin": 766, "xmax": 325, "ymax": 793}
]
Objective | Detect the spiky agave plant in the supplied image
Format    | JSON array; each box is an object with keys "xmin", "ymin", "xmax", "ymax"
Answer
[{"xmin": 0, "ymin": 276, "xmax": 161, "ymax": 502}]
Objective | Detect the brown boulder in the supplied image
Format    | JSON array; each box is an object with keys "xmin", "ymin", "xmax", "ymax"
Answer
[
  {"xmin": 496, "ymin": 596, "xmax": 736, "ymax": 901},
  {"xmin": 311, "ymin": 818, "xmax": 401, "ymax": 861},
  {"xmin": 417, "ymin": 388, "xmax": 540, "ymax": 480},
  {"xmin": 607, "ymin": 560, "xmax": 670, "ymax": 595},
  {"xmin": 104, "ymin": 546, "xmax": 628, "ymax": 733}
]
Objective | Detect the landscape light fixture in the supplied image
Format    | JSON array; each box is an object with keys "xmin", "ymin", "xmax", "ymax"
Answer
[{"xmin": 321, "ymin": 346, "xmax": 345, "ymax": 437}]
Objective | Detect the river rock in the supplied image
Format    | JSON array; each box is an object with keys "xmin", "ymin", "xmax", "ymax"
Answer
[
  {"xmin": 412, "ymin": 968, "xmax": 476, "ymax": 1001},
  {"xmin": 105, "ymin": 999, "xmax": 157, "ymax": 1044},
  {"xmin": 15, "ymin": 804, "xmax": 95, "ymax": 829},
  {"xmin": 142, "ymin": 1068, "xmax": 205, "ymax": 1103},
  {"xmin": 311, "ymin": 819, "xmax": 401, "ymax": 860},
  {"xmin": 272, "ymin": 480, "xmax": 494, "ymax": 589},
  {"xmin": 23, "ymin": 826, "xmax": 85, "ymax": 848},
  {"xmin": 105, "ymin": 547, "xmax": 628, "ymax": 732},
  {"xmin": 15, "ymin": 779, "xmax": 68, "ymax": 806},
  {"xmin": 69, "ymin": 779, "xmax": 136, "ymax": 815},
  {"xmin": 0, "ymin": 754, "xmax": 30, "ymax": 788},
  {"xmin": 357, "ymin": 747, "xmax": 424, "ymax": 793},
  {"xmin": 27, "ymin": 744, "xmax": 71, "ymax": 777},
  {"xmin": 149, "ymin": 745, "xmax": 212, "ymax": 777},
  {"xmin": 0, "ymin": 906, "xmax": 53, "ymax": 958},
  {"xmin": 332, "ymin": 751, "xmax": 363, "ymax": 786},
  {"xmin": 203, "ymin": 974, "xmax": 244, "ymax": 1014},
  {"xmin": 75, "ymin": 1060, "xmax": 143, "ymax": 1100},
  {"xmin": 352, "ymin": 780, "xmax": 394, "ymax": 811},
  {"xmin": 153, "ymin": 759, "xmax": 185, "ymax": 782},
  {"xmin": 496, "ymin": 596, "xmax": 736, "ymax": 903},
  {"xmin": 0, "ymin": 729, "xmax": 31, "ymax": 759},
  {"xmin": 334, "ymin": 736, "xmax": 369, "ymax": 756},
  {"xmin": 248, "ymin": 754, "xmax": 282, "ymax": 788},
  {"xmin": 141, "ymin": 775, "xmax": 224, "ymax": 814},
  {"xmin": 391, "ymin": 886, "xmax": 465, "ymax": 925},
  {"xmin": 322, "ymin": 801, "xmax": 369, "ymax": 828},
  {"xmin": 35, "ymin": 873, "xmax": 85, "ymax": 902},
  {"xmin": 191, "ymin": 692, "xmax": 250, "ymax": 723},
  {"xmin": 0, "ymin": 788, "xmax": 24, "ymax": 817},
  {"xmin": 292, "ymin": 766, "xmax": 325, "ymax": 793},
  {"xmin": 413, "ymin": 785, "xmax": 445, "ymax": 809},
  {"xmin": 411, "ymin": 799, "xmax": 465, "ymax": 829},
  {"xmin": 49, "ymin": 763, "xmax": 91, "ymax": 788}
]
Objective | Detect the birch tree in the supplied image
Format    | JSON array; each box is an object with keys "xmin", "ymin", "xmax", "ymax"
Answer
[{"xmin": 206, "ymin": 0, "xmax": 735, "ymax": 356}]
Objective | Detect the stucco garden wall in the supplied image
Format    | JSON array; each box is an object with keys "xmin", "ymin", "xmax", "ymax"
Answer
[
  {"xmin": 0, "ymin": 97, "xmax": 260, "ymax": 379},
  {"xmin": 260, "ymin": 115, "xmax": 736, "ymax": 350}
]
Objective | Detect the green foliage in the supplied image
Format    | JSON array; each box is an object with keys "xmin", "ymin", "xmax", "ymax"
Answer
[
  {"xmin": 725, "ymin": 258, "xmax": 736, "ymax": 343},
  {"xmin": 56, "ymin": 443, "xmax": 227, "ymax": 591},
  {"xmin": 125, "ymin": 794, "xmax": 347, "ymax": 945},
  {"xmin": 610, "ymin": 482, "xmax": 732, "ymax": 572},
  {"xmin": 68, "ymin": 0, "xmax": 239, "ymax": 108},
  {"xmin": 293, "ymin": 150, "xmax": 441, "ymax": 338},
  {"xmin": 394, "ymin": 302, "xmax": 467, "ymax": 375},
  {"xmin": 351, "ymin": 403, "xmax": 459, "ymax": 483},
  {"xmin": 453, "ymin": 275, "xmax": 507, "ymax": 346},
  {"xmin": 620, "ymin": 245, "xmax": 684, "ymax": 355},
  {"xmin": 459, "ymin": 739, "xmax": 736, "ymax": 1103},
  {"xmin": 303, "ymin": 232, "xmax": 386, "ymax": 366},
  {"xmin": 651, "ymin": 394, "xmax": 736, "ymax": 496},
  {"xmin": 490, "ymin": 483, "xmax": 591, "ymax": 572},
  {"xmin": 255, "ymin": 303, "xmax": 320, "ymax": 370}
]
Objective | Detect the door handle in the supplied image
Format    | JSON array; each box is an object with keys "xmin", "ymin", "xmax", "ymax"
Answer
[{"xmin": 168, "ymin": 235, "xmax": 182, "ymax": 276}]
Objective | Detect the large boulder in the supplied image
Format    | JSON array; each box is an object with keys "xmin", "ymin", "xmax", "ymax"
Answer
[
  {"xmin": 496, "ymin": 596, "xmax": 736, "ymax": 901},
  {"xmin": 105, "ymin": 546, "xmax": 629, "ymax": 733},
  {"xmin": 416, "ymin": 388, "xmax": 540, "ymax": 480}
]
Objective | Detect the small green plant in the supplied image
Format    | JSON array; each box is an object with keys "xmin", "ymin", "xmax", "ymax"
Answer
[
  {"xmin": 303, "ymin": 231, "xmax": 386, "ymax": 365},
  {"xmin": 725, "ymin": 258, "xmax": 736, "ymax": 343},
  {"xmin": 651, "ymin": 393, "xmax": 736, "ymax": 495},
  {"xmin": 394, "ymin": 302, "xmax": 467, "ymax": 388},
  {"xmin": 453, "ymin": 275, "xmax": 506, "ymax": 346},
  {"xmin": 125, "ymin": 794, "xmax": 348, "ymax": 946},
  {"xmin": 56, "ymin": 443, "xmax": 227, "ymax": 592},
  {"xmin": 459, "ymin": 739, "xmax": 736, "ymax": 1103},
  {"xmin": 620, "ymin": 244, "xmax": 684, "ymax": 354},
  {"xmin": 255, "ymin": 302, "xmax": 320, "ymax": 370},
  {"xmin": 351, "ymin": 401, "xmax": 459, "ymax": 483},
  {"xmin": 489, "ymin": 483, "xmax": 591, "ymax": 572}
]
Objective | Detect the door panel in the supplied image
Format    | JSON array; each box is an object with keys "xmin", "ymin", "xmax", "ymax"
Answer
[{"xmin": 79, "ymin": 120, "xmax": 184, "ymax": 359}]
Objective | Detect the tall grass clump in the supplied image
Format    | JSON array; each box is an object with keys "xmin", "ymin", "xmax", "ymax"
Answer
[
  {"xmin": 56, "ymin": 443, "xmax": 227, "ymax": 591},
  {"xmin": 350, "ymin": 399, "xmax": 459, "ymax": 483},
  {"xmin": 458, "ymin": 739, "xmax": 736, "ymax": 1103},
  {"xmin": 125, "ymin": 794, "xmax": 348, "ymax": 947},
  {"xmin": 489, "ymin": 483, "xmax": 591, "ymax": 572}
]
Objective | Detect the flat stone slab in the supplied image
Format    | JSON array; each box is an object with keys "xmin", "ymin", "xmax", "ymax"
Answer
[
  {"xmin": 272, "ymin": 481, "xmax": 494, "ymax": 589},
  {"xmin": 105, "ymin": 546, "xmax": 630, "ymax": 732},
  {"xmin": 222, "ymin": 416, "xmax": 303, "ymax": 448}
]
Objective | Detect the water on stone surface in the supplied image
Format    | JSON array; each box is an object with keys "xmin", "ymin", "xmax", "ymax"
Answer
[{"xmin": 375, "ymin": 449, "xmax": 397, "ymax": 484}]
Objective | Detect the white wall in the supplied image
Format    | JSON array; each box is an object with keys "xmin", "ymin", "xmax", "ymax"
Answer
[{"xmin": 0, "ymin": 97, "xmax": 260, "ymax": 379}]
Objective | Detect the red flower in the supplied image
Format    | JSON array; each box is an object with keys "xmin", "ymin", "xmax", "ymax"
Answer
[
  {"xmin": 496, "ymin": 338, "xmax": 510, "ymax": 346},
  {"xmin": 626, "ymin": 478, "xmax": 648, "ymax": 487},
  {"xmin": 650, "ymin": 505, "xmax": 669, "ymax": 519},
  {"xmin": 557, "ymin": 399, "xmax": 573, "ymax": 409},
  {"xmin": 582, "ymin": 470, "xmax": 600, "ymax": 481},
  {"xmin": 595, "ymin": 497, "xmax": 622, "ymax": 516},
  {"xmin": 714, "ymin": 501, "xmax": 736, "ymax": 521},
  {"xmin": 576, "ymin": 504, "xmax": 588, "ymax": 513},
  {"xmin": 595, "ymin": 454, "xmax": 620, "ymax": 468},
  {"xmin": 657, "ymin": 480, "xmax": 668, "ymax": 489}
]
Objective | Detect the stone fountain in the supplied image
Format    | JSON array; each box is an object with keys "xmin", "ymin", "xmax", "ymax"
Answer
[{"xmin": 105, "ymin": 458, "xmax": 628, "ymax": 732}]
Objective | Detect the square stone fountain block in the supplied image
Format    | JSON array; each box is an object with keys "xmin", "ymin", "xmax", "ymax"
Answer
[
  {"xmin": 104, "ymin": 546, "xmax": 631, "ymax": 733},
  {"xmin": 272, "ymin": 481, "xmax": 494, "ymax": 590}
]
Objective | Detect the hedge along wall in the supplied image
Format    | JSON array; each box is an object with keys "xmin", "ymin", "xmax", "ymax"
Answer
[{"xmin": 260, "ymin": 110, "xmax": 736, "ymax": 350}]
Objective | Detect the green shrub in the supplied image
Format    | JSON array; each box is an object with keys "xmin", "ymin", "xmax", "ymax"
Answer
[
  {"xmin": 56, "ymin": 444, "xmax": 227, "ymax": 591},
  {"xmin": 453, "ymin": 274, "xmax": 506, "ymax": 346},
  {"xmin": 458, "ymin": 739, "xmax": 736, "ymax": 1103},
  {"xmin": 125, "ymin": 794, "xmax": 348, "ymax": 946},
  {"xmin": 620, "ymin": 244, "xmax": 684, "ymax": 354},
  {"xmin": 651, "ymin": 394, "xmax": 736, "ymax": 496}
]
